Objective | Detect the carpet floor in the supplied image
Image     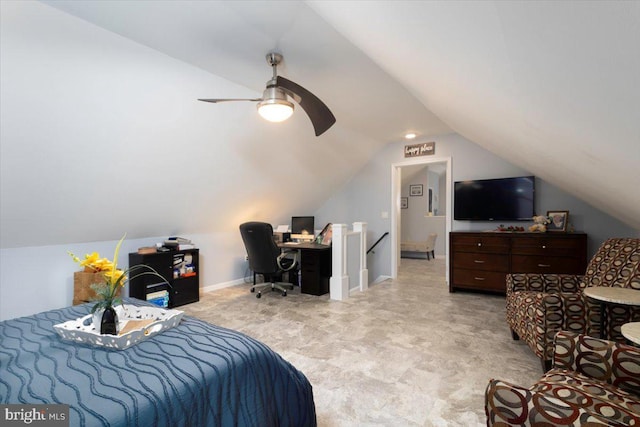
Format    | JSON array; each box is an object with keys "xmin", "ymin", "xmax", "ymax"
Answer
[{"xmin": 182, "ymin": 258, "xmax": 541, "ymax": 426}]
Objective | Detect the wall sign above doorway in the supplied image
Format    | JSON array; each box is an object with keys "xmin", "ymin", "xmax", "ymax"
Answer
[{"xmin": 404, "ymin": 141, "xmax": 435, "ymax": 158}]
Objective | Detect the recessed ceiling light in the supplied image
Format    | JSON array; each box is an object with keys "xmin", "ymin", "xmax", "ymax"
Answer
[{"xmin": 404, "ymin": 132, "xmax": 417, "ymax": 140}]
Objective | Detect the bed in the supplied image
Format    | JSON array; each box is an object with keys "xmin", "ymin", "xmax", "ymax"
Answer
[{"xmin": 0, "ymin": 300, "xmax": 317, "ymax": 426}]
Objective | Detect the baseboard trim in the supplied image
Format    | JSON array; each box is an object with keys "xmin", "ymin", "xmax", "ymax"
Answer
[
  {"xmin": 372, "ymin": 275, "xmax": 392, "ymax": 284},
  {"xmin": 202, "ymin": 274, "xmax": 395, "ymax": 294},
  {"xmin": 202, "ymin": 278, "xmax": 245, "ymax": 293}
]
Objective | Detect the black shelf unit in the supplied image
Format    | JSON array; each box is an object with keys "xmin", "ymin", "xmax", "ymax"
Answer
[{"xmin": 128, "ymin": 249, "xmax": 200, "ymax": 308}]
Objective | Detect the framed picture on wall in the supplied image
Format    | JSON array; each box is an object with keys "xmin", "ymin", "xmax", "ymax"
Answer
[
  {"xmin": 547, "ymin": 210, "xmax": 569, "ymax": 232},
  {"xmin": 409, "ymin": 184, "xmax": 423, "ymax": 196},
  {"xmin": 400, "ymin": 197, "xmax": 408, "ymax": 209}
]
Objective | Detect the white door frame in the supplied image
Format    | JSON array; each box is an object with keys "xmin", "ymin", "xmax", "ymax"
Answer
[{"xmin": 390, "ymin": 156, "xmax": 452, "ymax": 283}]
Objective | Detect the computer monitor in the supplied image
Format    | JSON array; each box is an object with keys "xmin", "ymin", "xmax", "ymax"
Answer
[{"xmin": 291, "ymin": 216, "xmax": 314, "ymax": 235}]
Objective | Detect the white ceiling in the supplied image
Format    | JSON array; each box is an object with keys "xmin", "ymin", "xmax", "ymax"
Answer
[
  {"xmin": 308, "ymin": 0, "xmax": 640, "ymax": 229},
  {"xmin": 38, "ymin": 0, "xmax": 639, "ymax": 231},
  {"xmin": 39, "ymin": 0, "xmax": 450, "ymax": 143},
  {"xmin": 2, "ymin": 0, "xmax": 638, "ymax": 249}
]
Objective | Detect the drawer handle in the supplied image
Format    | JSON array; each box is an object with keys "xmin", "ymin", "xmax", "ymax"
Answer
[
  {"xmin": 474, "ymin": 277, "xmax": 486, "ymax": 281},
  {"xmin": 477, "ymin": 243, "xmax": 482, "ymax": 247},
  {"xmin": 542, "ymin": 245, "xmax": 546, "ymax": 249},
  {"xmin": 538, "ymin": 263, "xmax": 551, "ymax": 268},
  {"xmin": 474, "ymin": 260, "xmax": 485, "ymax": 264}
]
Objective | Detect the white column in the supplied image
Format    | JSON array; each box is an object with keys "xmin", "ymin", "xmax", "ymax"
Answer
[
  {"xmin": 353, "ymin": 222, "xmax": 369, "ymax": 292},
  {"xmin": 330, "ymin": 223, "xmax": 349, "ymax": 300}
]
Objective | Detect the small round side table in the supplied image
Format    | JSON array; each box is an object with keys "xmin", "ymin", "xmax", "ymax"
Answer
[
  {"xmin": 583, "ymin": 287, "xmax": 640, "ymax": 339},
  {"xmin": 621, "ymin": 322, "xmax": 640, "ymax": 346}
]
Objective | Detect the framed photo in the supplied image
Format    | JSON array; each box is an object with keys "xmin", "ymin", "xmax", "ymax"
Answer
[
  {"xmin": 547, "ymin": 210, "xmax": 569, "ymax": 232},
  {"xmin": 400, "ymin": 197, "xmax": 408, "ymax": 209},
  {"xmin": 409, "ymin": 184, "xmax": 423, "ymax": 196},
  {"xmin": 316, "ymin": 223, "xmax": 333, "ymax": 245}
]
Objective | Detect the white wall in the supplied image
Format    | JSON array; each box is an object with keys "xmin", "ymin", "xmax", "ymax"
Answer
[
  {"xmin": 0, "ymin": 1, "xmax": 377, "ymax": 320},
  {"xmin": 0, "ymin": 231, "xmax": 249, "ymax": 321},
  {"xmin": 401, "ymin": 167, "xmax": 428, "ymax": 240},
  {"xmin": 400, "ymin": 166, "xmax": 445, "ymax": 256},
  {"xmin": 1, "ymin": 2, "xmax": 637, "ymax": 321},
  {"xmin": 0, "ymin": 1, "xmax": 380, "ymax": 250},
  {"xmin": 315, "ymin": 133, "xmax": 638, "ymax": 282}
]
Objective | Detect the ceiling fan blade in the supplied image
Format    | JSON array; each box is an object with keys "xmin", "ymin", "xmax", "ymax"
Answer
[
  {"xmin": 276, "ymin": 76, "xmax": 336, "ymax": 136},
  {"xmin": 198, "ymin": 98, "xmax": 261, "ymax": 103}
]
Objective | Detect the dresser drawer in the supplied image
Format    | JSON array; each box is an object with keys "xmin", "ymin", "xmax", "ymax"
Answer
[
  {"xmin": 453, "ymin": 252, "xmax": 509, "ymax": 272},
  {"xmin": 511, "ymin": 236, "xmax": 584, "ymax": 257},
  {"xmin": 451, "ymin": 235, "xmax": 509, "ymax": 254},
  {"xmin": 452, "ymin": 269, "xmax": 508, "ymax": 292},
  {"xmin": 511, "ymin": 255, "xmax": 584, "ymax": 274},
  {"xmin": 449, "ymin": 232, "xmax": 587, "ymax": 294}
]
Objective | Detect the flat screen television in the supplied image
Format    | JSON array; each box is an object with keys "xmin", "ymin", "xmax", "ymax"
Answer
[{"xmin": 454, "ymin": 176, "xmax": 535, "ymax": 221}]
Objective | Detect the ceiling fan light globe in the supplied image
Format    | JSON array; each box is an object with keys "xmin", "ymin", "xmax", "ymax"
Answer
[{"xmin": 257, "ymin": 100, "xmax": 294, "ymax": 122}]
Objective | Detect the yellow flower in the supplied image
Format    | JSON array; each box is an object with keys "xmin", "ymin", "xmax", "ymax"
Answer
[
  {"xmin": 69, "ymin": 233, "xmax": 168, "ymax": 313},
  {"xmin": 103, "ymin": 269, "xmax": 126, "ymax": 286},
  {"xmin": 79, "ymin": 252, "xmax": 100, "ymax": 269}
]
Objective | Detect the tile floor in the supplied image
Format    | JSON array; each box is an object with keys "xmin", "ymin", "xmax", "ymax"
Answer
[{"xmin": 183, "ymin": 258, "xmax": 541, "ymax": 426}]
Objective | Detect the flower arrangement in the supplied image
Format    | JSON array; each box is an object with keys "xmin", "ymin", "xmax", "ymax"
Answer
[
  {"xmin": 69, "ymin": 235, "xmax": 129, "ymax": 314},
  {"xmin": 69, "ymin": 234, "xmax": 168, "ymax": 314}
]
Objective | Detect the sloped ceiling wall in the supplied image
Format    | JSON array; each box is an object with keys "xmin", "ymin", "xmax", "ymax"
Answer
[
  {"xmin": 1, "ymin": 1, "xmax": 639, "ymax": 251},
  {"xmin": 0, "ymin": 1, "xmax": 448, "ymax": 249},
  {"xmin": 309, "ymin": 1, "xmax": 640, "ymax": 230}
]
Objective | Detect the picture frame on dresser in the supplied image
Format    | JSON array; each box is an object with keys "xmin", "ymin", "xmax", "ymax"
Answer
[{"xmin": 547, "ymin": 210, "xmax": 569, "ymax": 232}]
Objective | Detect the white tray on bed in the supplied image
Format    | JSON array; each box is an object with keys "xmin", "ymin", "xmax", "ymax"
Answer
[{"xmin": 54, "ymin": 304, "xmax": 184, "ymax": 350}]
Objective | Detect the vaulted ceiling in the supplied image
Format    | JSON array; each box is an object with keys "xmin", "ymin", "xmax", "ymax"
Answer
[{"xmin": 1, "ymin": 1, "xmax": 638, "ymax": 249}]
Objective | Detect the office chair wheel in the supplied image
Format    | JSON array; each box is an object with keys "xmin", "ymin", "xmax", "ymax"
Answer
[
  {"xmin": 250, "ymin": 287, "xmax": 255, "ymax": 293},
  {"xmin": 256, "ymin": 292, "xmax": 261, "ymax": 298},
  {"xmin": 282, "ymin": 291, "xmax": 287, "ymax": 297}
]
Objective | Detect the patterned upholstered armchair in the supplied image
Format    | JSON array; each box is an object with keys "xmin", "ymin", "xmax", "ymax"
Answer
[
  {"xmin": 486, "ymin": 332, "xmax": 640, "ymax": 426},
  {"xmin": 506, "ymin": 238, "xmax": 640, "ymax": 371}
]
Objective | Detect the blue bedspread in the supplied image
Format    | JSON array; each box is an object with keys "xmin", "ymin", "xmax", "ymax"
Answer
[{"xmin": 0, "ymin": 301, "xmax": 316, "ymax": 426}]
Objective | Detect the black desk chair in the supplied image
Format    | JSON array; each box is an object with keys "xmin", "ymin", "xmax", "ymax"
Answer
[{"xmin": 239, "ymin": 222, "xmax": 297, "ymax": 298}]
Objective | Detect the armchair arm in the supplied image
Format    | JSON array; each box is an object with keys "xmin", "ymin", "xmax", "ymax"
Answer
[
  {"xmin": 553, "ymin": 331, "xmax": 640, "ymax": 396},
  {"xmin": 486, "ymin": 379, "xmax": 557, "ymax": 425},
  {"xmin": 506, "ymin": 273, "xmax": 585, "ymax": 294},
  {"xmin": 507, "ymin": 291, "xmax": 589, "ymax": 361}
]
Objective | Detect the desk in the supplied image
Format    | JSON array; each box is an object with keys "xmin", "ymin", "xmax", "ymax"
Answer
[
  {"xmin": 583, "ymin": 287, "xmax": 640, "ymax": 339},
  {"xmin": 621, "ymin": 322, "xmax": 640, "ymax": 346},
  {"xmin": 280, "ymin": 242, "xmax": 331, "ymax": 296}
]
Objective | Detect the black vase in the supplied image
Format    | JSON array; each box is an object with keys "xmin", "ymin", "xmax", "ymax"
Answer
[{"xmin": 100, "ymin": 306, "xmax": 119, "ymax": 335}]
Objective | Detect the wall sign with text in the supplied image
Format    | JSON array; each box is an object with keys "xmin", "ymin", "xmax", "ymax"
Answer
[{"xmin": 404, "ymin": 141, "xmax": 435, "ymax": 158}]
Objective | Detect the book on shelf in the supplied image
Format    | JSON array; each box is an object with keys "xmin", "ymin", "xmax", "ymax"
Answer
[
  {"xmin": 165, "ymin": 236, "xmax": 192, "ymax": 244},
  {"xmin": 172, "ymin": 254, "xmax": 184, "ymax": 266},
  {"xmin": 147, "ymin": 298, "xmax": 169, "ymax": 308},
  {"xmin": 146, "ymin": 290, "xmax": 169, "ymax": 300},
  {"xmin": 164, "ymin": 238, "xmax": 196, "ymax": 251},
  {"xmin": 146, "ymin": 290, "xmax": 169, "ymax": 308},
  {"xmin": 177, "ymin": 243, "xmax": 196, "ymax": 250}
]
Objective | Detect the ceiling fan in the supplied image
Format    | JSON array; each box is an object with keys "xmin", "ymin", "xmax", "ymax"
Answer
[{"xmin": 198, "ymin": 52, "xmax": 336, "ymax": 137}]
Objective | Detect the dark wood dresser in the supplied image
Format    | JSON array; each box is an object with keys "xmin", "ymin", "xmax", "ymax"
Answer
[{"xmin": 449, "ymin": 231, "xmax": 588, "ymax": 294}]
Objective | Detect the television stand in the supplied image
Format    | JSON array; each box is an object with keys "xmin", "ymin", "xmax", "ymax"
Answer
[{"xmin": 449, "ymin": 231, "xmax": 587, "ymax": 293}]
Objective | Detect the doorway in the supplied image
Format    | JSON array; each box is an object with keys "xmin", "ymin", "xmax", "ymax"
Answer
[{"xmin": 391, "ymin": 156, "xmax": 452, "ymax": 283}]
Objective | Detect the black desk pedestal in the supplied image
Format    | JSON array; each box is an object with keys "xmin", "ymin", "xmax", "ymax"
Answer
[
  {"xmin": 280, "ymin": 243, "xmax": 331, "ymax": 296},
  {"xmin": 300, "ymin": 247, "xmax": 331, "ymax": 295}
]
